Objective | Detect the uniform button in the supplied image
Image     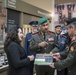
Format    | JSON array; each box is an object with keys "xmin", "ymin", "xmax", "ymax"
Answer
[{"xmin": 69, "ymin": 71, "xmax": 70, "ymax": 72}]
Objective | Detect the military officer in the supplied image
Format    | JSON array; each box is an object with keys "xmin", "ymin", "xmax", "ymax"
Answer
[
  {"xmin": 24, "ymin": 21, "xmax": 38, "ymax": 75},
  {"xmin": 50, "ymin": 17, "xmax": 76, "ymax": 75},
  {"xmin": 29, "ymin": 17, "xmax": 59, "ymax": 75},
  {"xmin": 55, "ymin": 24, "xmax": 67, "ymax": 52}
]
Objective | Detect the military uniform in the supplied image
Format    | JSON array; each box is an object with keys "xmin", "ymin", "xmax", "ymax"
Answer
[
  {"xmin": 58, "ymin": 35, "xmax": 66, "ymax": 52},
  {"xmin": 24, "ymin": 21, "xmax": 38, "ymax": 75},
  {"xmin": 24, "ymin": 32, "xmax": 36, "ymax": 75},
  {"xmin": 54, "ymin": 18, "xmax": 76, "ymax": 75},
  {"xmin": 57, "ymin": 34, "xmax": 67, "ymax": 75},
  {"xmin": 54, "ymin": 35, "xmax": 76, "ymax": 75},
  {"xmin": 29, "ymin": 17, "xmax": 59, "ymax": 75},
  {"xmin": 55, "ymin": 25, "xmax": 68, "ymax": 75},
  {"xmin": 30, "ymin": 31, "xmax": 59, "ymax": 75},
  {"xmin": 30, "ymin": 31, "xmax": 59, "ymax": 53}
]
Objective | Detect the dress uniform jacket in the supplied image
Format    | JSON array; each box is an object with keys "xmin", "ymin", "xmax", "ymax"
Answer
[
  {"xmin": 54, "ymin": 35, "xmax": 76, "ymax": 75},
  {"xmin": 57, "ymin": 34, "xmax": 71, "ymax": 59},
  {"xmin": 30, "ymin": 31, "xmax": 59, "ymax": 53},
  {"xmin": 58, "ymin": 35, "xmax": 66, "ymax": 52},
  {"xmin": 6, "ymin": 41, "xmax": 31, "ymax": 75},
  {"xmin": 24, "ymin": 32, "xmax": 36, "ymax": 75},
  {"xmin": 29, "ymin": 31, "xmax": 59, "ymax": 75},
  {"xmin": 24, "ymin": 32, "xmax": 36, "ymax": 56},
  {"xmin": 57, "ymin": 34, "xmax": 68, "ymax": 75}
]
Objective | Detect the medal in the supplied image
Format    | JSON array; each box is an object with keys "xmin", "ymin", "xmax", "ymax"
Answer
[{"xmin": 48, "ymin": 38, "xmax": 54, "ymax": 42}]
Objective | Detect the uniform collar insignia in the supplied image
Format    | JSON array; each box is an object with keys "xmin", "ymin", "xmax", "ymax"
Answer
[
  {"xmin": 38, "ymin": 32, "xmax": 41, "ymax": 36},
  {"xmin": 60, "ymin": 35, "xmax": 62, "ymax": 38},
  {"xmin": 38, "ymin": 31, "xmax": 51, "ymax": 36},
  {"xmin": 47, "ymin": 31, "xmax": 51, "ymax": 35}
]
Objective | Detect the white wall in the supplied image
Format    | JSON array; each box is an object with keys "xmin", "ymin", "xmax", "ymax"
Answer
[{"xmin": 22, "ymin": 0, "xmax": 55, "ymax": 31}]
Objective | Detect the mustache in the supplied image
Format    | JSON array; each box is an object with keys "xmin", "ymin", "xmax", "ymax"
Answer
[{"xmin": 45, "ymin": 28, "xmax": 48, "ymax": 30}]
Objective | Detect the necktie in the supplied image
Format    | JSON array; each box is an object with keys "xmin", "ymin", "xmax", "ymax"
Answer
[
  {"xmin": 43, "ymin": 33, "xmax": 46, "ymax": 40},
  {"xmin": 57, "ymin": 35, "xmax": 59, "ymax": 40}
]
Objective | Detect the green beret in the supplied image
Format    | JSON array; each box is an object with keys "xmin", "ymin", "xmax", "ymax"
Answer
[
  {"xmin": 38, "ymin": 17, "xmax": 48, "ymax": 25},
  {"xmin": 64, "ymin": 17, "xmax": 76, "ymax": 26}
]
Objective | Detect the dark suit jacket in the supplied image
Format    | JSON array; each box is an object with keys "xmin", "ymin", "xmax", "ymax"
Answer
[{"xmin": 6, "ymin": 41, "xmax": 31, "ymax": 75}]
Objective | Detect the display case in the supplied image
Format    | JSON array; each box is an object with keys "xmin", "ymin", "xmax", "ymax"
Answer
[{"xmin": 0, "ymin": 1, "xmax": 8, "ymax": 74}]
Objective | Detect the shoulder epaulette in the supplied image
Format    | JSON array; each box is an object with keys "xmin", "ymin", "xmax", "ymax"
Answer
[{"xmin": 32, "ymin": 32, "xmax": 38, "ymax": 35}]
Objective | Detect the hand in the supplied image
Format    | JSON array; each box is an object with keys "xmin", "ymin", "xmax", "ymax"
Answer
[
  {"xmin": 50, "ymin": 52, "xmax": 53, "ymax": 55},
  {"xmin": 49, "ymin": 63, "xmax": 55, "ymax": 68},
  {"xmin": 38, "ymin": 41, "xmax": 48, "ymax": 47},
  {"xmin": 28, "ymin": 55, "xmax": 34, "ymax": 61},
  {"xmin": 53, "ymin": 56, "xmax": 60, "ymax": 62},
  {"xmin": 53, "ymin": 53, "xmax": 60, "ymax": 59}
]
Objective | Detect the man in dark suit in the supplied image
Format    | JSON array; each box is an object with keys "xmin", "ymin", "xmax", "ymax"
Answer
[
  {"xmin": 24, "ymin": 21, "xmax": 38, "ymax": 75},
  {"xmin": 29, "ymin": 17, "xmax": 59, "ymax": 75}
]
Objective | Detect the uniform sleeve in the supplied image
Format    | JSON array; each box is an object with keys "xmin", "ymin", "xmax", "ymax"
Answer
[
  {"xmin": 54, "ymin": 44, "xmax": 76, "ymax": 70},
  {"xmin": 60, "ymin": 48, "xmax": 69, "ymax": 59},
  {"xmin": 29, "ymin": 37, "xmax": 41, "ymax": 52},
  {"xmin": 51, "ymin": 34, "xmax": 59, "ymax": 53},
  {"xmin": 8, "ymin": 43, "xmax": 30, "ymax": 69}
]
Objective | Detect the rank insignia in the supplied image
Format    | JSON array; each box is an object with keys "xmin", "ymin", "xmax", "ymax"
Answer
[
  {"xmin": 70, "ymin": 46, "xmax": 74, "ymax": 52},
  {"xmin": 61, "ymin": 41, "xmax": 65, "ymax": 44}
]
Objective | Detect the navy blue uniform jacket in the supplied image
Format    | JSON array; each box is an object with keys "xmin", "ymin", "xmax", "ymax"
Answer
[{"xmin": 24, "ymin": 33, "xmax": 36, "ymax": 56}]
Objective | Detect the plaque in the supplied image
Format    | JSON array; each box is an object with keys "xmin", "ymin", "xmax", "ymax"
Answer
[{"xmin": 34, "ymin": 54, "xmax": 53, "ymax": 65}]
